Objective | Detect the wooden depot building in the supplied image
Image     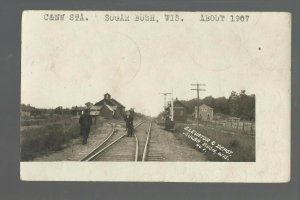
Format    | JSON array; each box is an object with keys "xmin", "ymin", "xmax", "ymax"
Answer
[
  {"xmin": 92, "ymin": 93, "xmax": 125, "ymax": 119},
  {"xmin": 173, "ymin": 98, "xmax": 192, "ymax": 122}
]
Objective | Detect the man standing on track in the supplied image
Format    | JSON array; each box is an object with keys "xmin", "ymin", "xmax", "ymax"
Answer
[
  {"xmin": 124, "ymin": 110, "xmax": 134, "ymax": 137},
  {"xmin": 79, "ymin": 109, "xmax": 93, "ymax": 144}
]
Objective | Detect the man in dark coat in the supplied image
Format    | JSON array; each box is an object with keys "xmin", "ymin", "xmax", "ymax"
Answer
[
  {"xmin": 79, "ymin": 109, "xmax": 93, "ymax": 144},
  {"xmin": 124, "ymin": 111, "xmax": 134, "ymax": 137}
]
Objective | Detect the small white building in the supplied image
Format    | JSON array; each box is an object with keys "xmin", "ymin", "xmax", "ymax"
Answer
[
  {"xmin": 194, "ymin": 104, "xmax": 213, "ymax": 121},
  {"xmin": 71, "ymin": 106, "xmax": 85, "ymax": 116},
  {"xmin": 89, "ymin": 105, "xmax": 102, "ymax": 116}
]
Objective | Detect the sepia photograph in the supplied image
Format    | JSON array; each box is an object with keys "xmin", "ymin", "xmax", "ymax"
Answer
[{"xmin": 20, "ymin": 11, "xmax": 290, "ymax": 182}]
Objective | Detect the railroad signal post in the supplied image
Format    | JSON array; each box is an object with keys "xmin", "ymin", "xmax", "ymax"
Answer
[
  {"xmin": 191, "ymin": 83, "xmax": 206, "ymax": 130},
  {"xmin": 160, "ymin": 92, "xmax": 175, "ymax": 131},
  {"xmin": 160, "ymin": 92, "xmax": 172, "ymax": 108}
]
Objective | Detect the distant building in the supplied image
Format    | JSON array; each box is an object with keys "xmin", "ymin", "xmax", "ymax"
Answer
[
  {"xmin": 227, "ymin": 117, "xmax": 240, "ymax": 123},
  {"xmin": 71, "ymin": 106, "xmax": 85, "ymax": 116},
  {"xmin": 194, "ymin": 104, "xmax": 213, "ymax": 121},
  {"xmin": 21, "ymin": 110, "xmax": 32, "ymax": 117},
  {"xmin": 20, "ymin": 105, "xmax": 35, "ymax": 117},
  {"xmin": 94, "ymin": 93, "xmax": 125, "ymax": 118},
  {"xmin": 89, "ymin": 105, "xmax": 102, "ymax": 116},
  {"xmin": 173, "ymin": 98, "xmax": 191, "ymax": 122}
]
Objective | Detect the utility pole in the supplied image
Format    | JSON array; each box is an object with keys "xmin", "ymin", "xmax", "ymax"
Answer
[
  {"xmin": 191, "ymin": 83, "xmax": 206, "ymax": 130},
  {"xmin": 170, "ymin": 89, "xmax": 174, "ymax": 121}
]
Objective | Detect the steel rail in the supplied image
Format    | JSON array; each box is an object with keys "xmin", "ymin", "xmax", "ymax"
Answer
[
  {"xmin": 80, "ymin": 123, "xmax": 115, "ymax": 161},
  {"xmin": 85, "ymin": 121, "xmax": 145, "ymax": 161},
  {"xmin": 142, "ymin": 122, "xmax": 152, "ymax": 162},
  {"xmin": 134, "ymin": 134, "xmax": 139, "ymax": 162},
  {"xmin": 86, "ymin": 134, "xmax": 126, "ymax": 161}
]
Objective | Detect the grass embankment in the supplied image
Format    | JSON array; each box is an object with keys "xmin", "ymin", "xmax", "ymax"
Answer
[
  {"xmin": 21, "ymin": 117, "xmax": 80, "ymax": 161},
  {"xmin": 200, "ymin": 120, "xmax": 255, "ymax": 135},
  {"xmin": 175, "ymin": 123, "xmax": 255, "ymax": 162}
]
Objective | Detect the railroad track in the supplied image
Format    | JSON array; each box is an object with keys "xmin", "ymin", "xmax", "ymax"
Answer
[
  {"xmin": 141, "ymin": 122, "xmax": 152, "ymax": 161},
  {"xmin": 80, "ymin": 122, "xmax": 116, "ymax": 161},
  {"xmin": 145, "ymin": 122, "xmax": 165, "ymax": 161},
  {"xmin": 80, "ymin": 121, "xmax": 146, "ymax": 161}
]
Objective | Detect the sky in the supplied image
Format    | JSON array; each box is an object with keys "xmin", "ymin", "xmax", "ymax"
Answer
[{"xmin": 21, "ymin": 12, "xmax": 289, "ymax": 116}]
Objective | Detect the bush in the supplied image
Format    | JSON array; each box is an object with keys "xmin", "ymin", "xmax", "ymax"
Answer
[{"xmin": 21, "ymin": 123, "xmax": 80, "ymax": 161}]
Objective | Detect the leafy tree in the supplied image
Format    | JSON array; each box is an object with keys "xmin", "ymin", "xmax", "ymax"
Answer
[
  {"xmin": 54, "ymin": 106, "xmax": 63, "ymax": 115},
  {"xmin": 228, "ymin": 91, "xmax": 239, "ymax": 116},
  {"xmin": 176, "ymin": 90, "xmax": 255, "ymax": 121},
  {"xmin": 85, "ymin": 102, "xmax": 93, "ymax": 109}
]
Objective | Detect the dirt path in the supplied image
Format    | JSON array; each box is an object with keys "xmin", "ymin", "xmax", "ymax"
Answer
[{"xmin": 148, "ymin": 123, "xmax": 206, "ymax": 161}]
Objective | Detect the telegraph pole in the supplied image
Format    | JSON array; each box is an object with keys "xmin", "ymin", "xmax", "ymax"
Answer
[{"xmin": 191, "ymin": 83, "xmax": 206, "ymax": 129}]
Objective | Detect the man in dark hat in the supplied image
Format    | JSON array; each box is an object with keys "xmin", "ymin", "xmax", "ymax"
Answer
[
  {"xmin": 124, "ymin": 110, "xmax": 134, "ymax": 137},
  {"xmin": 79, "ymin": 109, "xmax": 93, "ymax": 144}
]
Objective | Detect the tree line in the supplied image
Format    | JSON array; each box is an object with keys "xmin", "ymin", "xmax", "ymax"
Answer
[
  {"xmin": 21, "ymin": 104, "xmax": 73, "ymax": 117},
  {"xmin": 181, "ymin": 90, "xmax": 255, "ymax": 121}
]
